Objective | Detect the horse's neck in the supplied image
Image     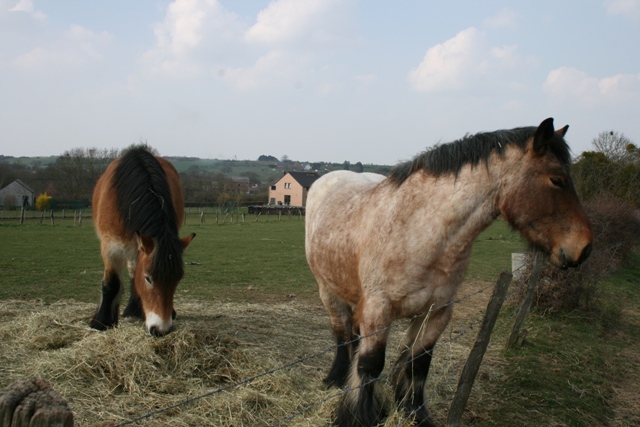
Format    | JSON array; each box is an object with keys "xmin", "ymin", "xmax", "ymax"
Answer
[{"xmin": 389, "ymin": 162, "xmax": 504, "ymax": 259}]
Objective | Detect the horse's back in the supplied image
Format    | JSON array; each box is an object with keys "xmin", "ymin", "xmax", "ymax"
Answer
[
  {"xmin": 307, "ymin": 171, "xmax": 385, "ymax": 216},
  {"xmin": 93, "ymin": 152, "xmax": 184, "ymax": 243}
]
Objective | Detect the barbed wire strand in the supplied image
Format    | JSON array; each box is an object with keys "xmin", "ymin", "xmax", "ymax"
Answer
[{"xmin": 110, "ymin": 280, "xmax": 502, "ymax": 427}]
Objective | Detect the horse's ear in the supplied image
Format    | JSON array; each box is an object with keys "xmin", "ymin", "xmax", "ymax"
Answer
[
  {"xmin": 533, "ymin": 117, "xmax": 555, "ymax": 156},
  {"xmin": 135, "ymin": 232, "xmax": 155, "ymax": 255},
  {"xmin": 181, "ymin": 232, "xmax": 196, "ymax": 251},
  {"xmin": 556, "ymin": 124, "xmax": 569, "ymax": 137}
]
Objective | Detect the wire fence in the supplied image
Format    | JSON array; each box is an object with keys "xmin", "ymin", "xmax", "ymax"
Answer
[{"xmin": 107, "ymin": 278, "xmax": 515, "ymax": 427}]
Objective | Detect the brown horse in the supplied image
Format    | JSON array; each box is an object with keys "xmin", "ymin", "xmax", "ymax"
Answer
[
  {"xmin": 305, "ymin": 118, "xmax": 593, "ymax": 427},
  {"xmin": 91, "ymin": 148, "xmax": 195, "ymax": 336}
]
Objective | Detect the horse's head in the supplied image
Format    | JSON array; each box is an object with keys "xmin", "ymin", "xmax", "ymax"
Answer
[
  {"xmin": 499, "ymin": 118, "xmax": 593, "ymax": 269},
  {"xmin": 134, "ymin": 232, "xmax": 195, "ymax": 336}
]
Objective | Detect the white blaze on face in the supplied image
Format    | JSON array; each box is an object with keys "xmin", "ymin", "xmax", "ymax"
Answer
[{"xmin": 145, "ymin": 311, "xmax": 172, "ymax": 336}]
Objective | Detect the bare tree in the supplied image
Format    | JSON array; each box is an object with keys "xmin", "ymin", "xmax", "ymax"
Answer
[
  {"xmin": 591, "ymin": 131, "xmax": 638, "ymax": 164},
  {"xmin": 47, "ymin": 147, "xmax": 118, "ymax": 200}
]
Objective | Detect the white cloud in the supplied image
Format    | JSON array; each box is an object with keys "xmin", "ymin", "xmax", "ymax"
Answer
[
  {"xmin": 408, "ymin": 26, "xmax": 531, "ymax": 93},
  {"xmin": 483, "ymin": 8, "xmax": 518, "ymax": 29},
  {"xmin": 143, "ymin": 0, "xmax": 245, "ymax": 78},
  {"xmin": 8, "ymin": 0, "xmax": 46, "ymax": 21},
  {"xmin": 221, "ymin": 50, "xmax": 301, "ymax": 91},
  {"xmin": 245, "ymin": 0, "xmax": 355, "ymax": 46},
  {"xmin": 408, "ymin": 27, "xmax": 487, "ymax": 92},
  {"xmin": 543, "ymin": 66, "xmax": 640, "ymax": 105},
  {"xmin": 12, "ymin": 25, "xmax": 111, "ymax": 70},
  {"xmin": 603, "ymin": 0, "xmax": 640, "ymax": 20}
]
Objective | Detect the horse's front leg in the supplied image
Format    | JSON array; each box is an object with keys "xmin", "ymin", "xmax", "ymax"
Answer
[
  {"xmin": 392, "ymin": 305, "xmax": 453, "ymax": 427},
  {"xmin": 90, "ymin": 268, "xmax": 123, "ymax": 330},
  {"xmin": 335, "ymin": 301, "xmax": 390, "ymax": 427}
]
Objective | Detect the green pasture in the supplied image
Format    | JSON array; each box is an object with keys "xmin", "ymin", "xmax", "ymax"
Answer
[
  {"xmin": 0, "ymin": 212, "xmax": 524, "ymax": 304},
  {"xmin": 1, "ymin": 213, "xmax": 638, "ymax": 426}
]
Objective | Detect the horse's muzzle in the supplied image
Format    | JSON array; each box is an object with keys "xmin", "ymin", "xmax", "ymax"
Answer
[{"xmin": 561, "ymin": 243, "xmax": 592, "ymax": 269}]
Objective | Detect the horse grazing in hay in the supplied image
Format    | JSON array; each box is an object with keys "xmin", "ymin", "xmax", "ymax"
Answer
[
  {"xmin": 91, "ymin": 148, "xmax": 195, "ymax": 336},
  {"xmin": 305, "ymin": 118, "xmax": 593, "ymax": 427}
]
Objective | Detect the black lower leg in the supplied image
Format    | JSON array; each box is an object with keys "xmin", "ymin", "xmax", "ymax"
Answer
[
  {"xmin": 394, "ymin": 346, "xmax": 436, "ymax": 427},
  {"xmin": 122, "ymin": 278, "xmax": 144, "ymax": 320},
  {"xmin": 324, "ymin": 335, "xmax": 352, "ymax": 388},
  {"xmin": 335, "ymin": 344, "xmax": 387, "ymax": 427},
  {"xmin": 90, "ymin": 273, "xmax": 121, "ymax": 330}
]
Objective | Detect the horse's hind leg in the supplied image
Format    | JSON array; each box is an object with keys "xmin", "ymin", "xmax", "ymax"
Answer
[
  {"xmin": 392, "ymin": 306, "xmax": 453, "ymax": 427},
  {"xmin": 122, "ymin": 277, "xmax": 144, "ymax": 321},
  {"xmin": 319, "ymin": 286, "xmax": 355, "ymax": 388}
]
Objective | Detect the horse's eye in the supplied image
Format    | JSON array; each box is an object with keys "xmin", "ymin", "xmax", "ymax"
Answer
[
  {"xmin": 550, "ymin": 177, "xmax": 565, "ymax": 189},
  {"xmin": 144, "ymin": 276, "xmax": 152, "ymax": 285}
]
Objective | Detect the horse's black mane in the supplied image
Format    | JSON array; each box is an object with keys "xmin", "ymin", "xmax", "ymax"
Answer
[
  {"xmin": 113, "ymin": 148, "xmax": 183, "ymax": 284},
  {"xmin": 388, "ymin": 126, "xmax": 572, "ymax": 185}
]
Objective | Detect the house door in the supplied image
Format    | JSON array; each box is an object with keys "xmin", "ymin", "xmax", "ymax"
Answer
[{"xmin": 284, "ymin": 195, "xmax": 291, "ymax": 206}]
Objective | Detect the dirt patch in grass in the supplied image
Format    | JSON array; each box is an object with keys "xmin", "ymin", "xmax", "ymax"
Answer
[
  {"xmin": 7, "ymin": 279, "xmax": 633, "ymax": 427},
  {"xmin": 0, "ymin": 281, "xmax": 502, "ymax": 426},
  {"xmin": 610, "ymin": 308, "xmax": 640, "ymax": 427}
]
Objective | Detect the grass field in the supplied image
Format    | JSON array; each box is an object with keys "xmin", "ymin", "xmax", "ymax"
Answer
[
  {"xmin": 0, "ymin": 214, "xmax": 638, "ymax": 426},
  {"xmin": 0, "ymin": 212, "xmax": 526, "ymax": 303}
]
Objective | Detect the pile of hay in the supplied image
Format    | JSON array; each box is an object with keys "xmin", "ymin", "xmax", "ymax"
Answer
[{"xmin": 0, "ymin": 284, "xmax": 500, "ymax": 426}]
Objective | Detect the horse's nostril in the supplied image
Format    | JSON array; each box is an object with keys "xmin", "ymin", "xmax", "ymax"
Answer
[
  {"xmin": 579, "ymin": 243, "xmax": 593, "ymax": 264},
  {"xmin": 149, "ymin": 326, "xmax": 161, "ymax": 337}
]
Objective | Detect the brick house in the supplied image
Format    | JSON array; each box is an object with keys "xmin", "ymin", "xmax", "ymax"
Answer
[
  {"xmin": 0, "ymin": 179, "xmax": 35, "ymax": 208},
  {"xmin": 268, "ymin": 171, "xmax": 319, "ymax": 207}
]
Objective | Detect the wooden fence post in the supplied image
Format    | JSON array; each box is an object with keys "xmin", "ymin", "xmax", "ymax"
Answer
[
  {"xmin": 50, "ymin": 209, "xmax": 54, "ymax": 226},
  {"xmin": 20, "ymin": 207, "xmax": 25, "ymax": 224},
  {"xmin": 447, "ymin": 271, "xmax": 512, "ymax": 427},
  {"xmin": 506, "ymin": 253, "xmax": 544, "ymax": 349},
  {"xmin": 40, "ymin": 210, "xmax": 45, "ymax": 224},
  {"xmin": 200, "ymin": 212, "xmax": 204, "ymax": 224},
  {"xmin": 78, "ymin": 210, "xmax": 82, "ymax": 226}
]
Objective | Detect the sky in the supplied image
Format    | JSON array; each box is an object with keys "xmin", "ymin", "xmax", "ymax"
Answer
[{"xmin": 1, "ymin": 0, "xmax": 639, "ymax": 165}]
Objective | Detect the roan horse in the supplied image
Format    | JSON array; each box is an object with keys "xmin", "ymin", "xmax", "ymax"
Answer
[
  {"xmin": 91, "ymin": 148, "xmax": 195, "ymax": 336},
  {"xmin": 305, "ymin": 118, "xmax": 593, "ymax": 427}
]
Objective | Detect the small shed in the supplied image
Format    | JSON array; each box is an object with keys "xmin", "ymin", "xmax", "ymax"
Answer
[{"xmin": 0, "ymin": 179, "xmax": 35, "ymax": 208}]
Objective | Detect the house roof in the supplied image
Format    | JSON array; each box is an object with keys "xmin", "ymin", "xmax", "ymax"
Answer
[
  {"xmin": 1, "ymin": 179, "xmax": 35, "ymax": 193},
  {"xmin": 274, "ymin": 171, "xmax": 319, "ymax": 189},
  {"xmin": 15, "ymin": 179, "xmax": 34, "ymax": 193}
]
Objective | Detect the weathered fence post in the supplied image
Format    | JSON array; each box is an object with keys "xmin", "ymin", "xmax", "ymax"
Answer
[
  {"xmin": 39, "ymin": 210, "xmax": 45, "ymax": 224},
  {"xmin": 0, "ymin": 377, "xmax": 74, "ymax": 426},
  {"xmin": 78, "ymin": 210, "xmax": 82, "ymax": 226},
  {"xmin": 242, "ymin": 212, "xmax": 245, "ymax": 223},
  {"xmin": 447, "ymin": 271, "xmax": 512, "ymax": 427},
  {"xmin": 50, "ymin": 209, "xmax": 54, "ymax": 226},
  {"xmin": 255, "ymin": 212, "xmax": 261, "ymax": 222},
  {"xmin": 200, "ymin": 212, "xmax": 204, "ymax": 224},
  {"xmin": 506, "ymin": 253, "xmax": 544, "ymax": 349},
  {"xmin": 20, "ymin": 207, "xmax": 25, "ymax": 224}
]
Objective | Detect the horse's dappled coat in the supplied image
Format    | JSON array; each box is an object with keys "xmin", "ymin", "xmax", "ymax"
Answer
[{"xmin": 305, "ymin": 118, "xmax": 593, "ymax": 427}]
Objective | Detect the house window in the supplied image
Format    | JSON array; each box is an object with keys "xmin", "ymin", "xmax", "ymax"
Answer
[
  {"xmin": 284, "ymin": 195, "xmax": 291, "ymax": 205},
  {"xmin": 284, "ymin": 182, "xmax": 291, "ymax": 189},
  {"xmin": 271, "ymin": 185, "xmax": 276, "ymax": 190}
]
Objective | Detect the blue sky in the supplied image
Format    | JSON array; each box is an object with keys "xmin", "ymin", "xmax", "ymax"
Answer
[{"xmin": 1, "ymin": 0, "xmax": 639, "ymax": 164}]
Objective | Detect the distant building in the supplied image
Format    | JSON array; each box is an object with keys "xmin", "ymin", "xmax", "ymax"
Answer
[
  {"xmin": 269, "ymin": 171, "xmax": 319, "ymax": 207},
  {"xmin": 0, "ymin": 179, "xmax": 35, "ymax": 208}
]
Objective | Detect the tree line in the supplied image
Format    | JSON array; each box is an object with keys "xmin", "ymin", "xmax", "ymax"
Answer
[{"xmin": 1, "ymin": 132, "xmax": 638, "ymax": 210}]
